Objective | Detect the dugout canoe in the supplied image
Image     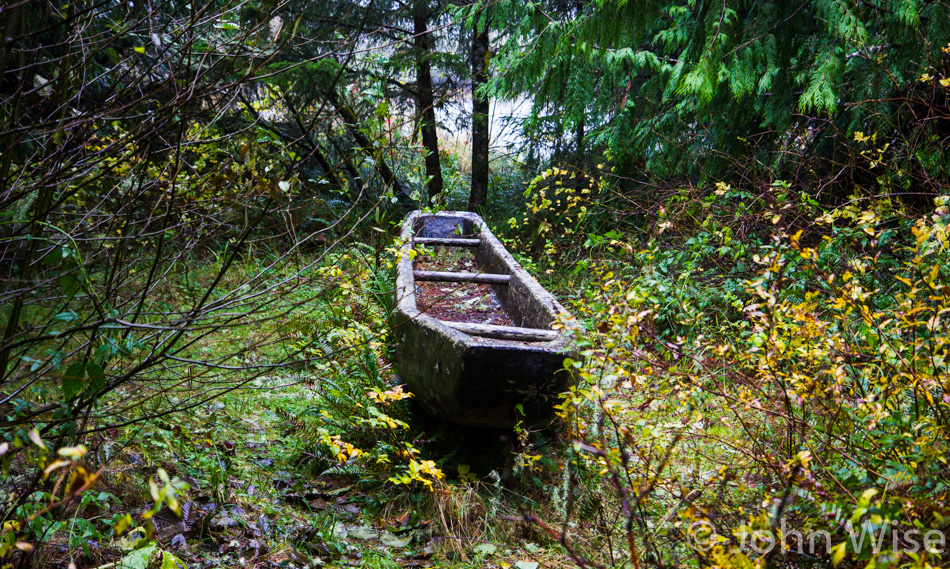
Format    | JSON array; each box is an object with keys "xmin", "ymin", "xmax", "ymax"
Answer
[{"xmin": 392, "ymin": 210, "xmax": 579, "ymax": 428}]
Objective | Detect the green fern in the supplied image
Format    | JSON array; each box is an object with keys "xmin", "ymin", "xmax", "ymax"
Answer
[{"xmin": 798, "ymin": 48, "xmax": 843, "ymax": 114}]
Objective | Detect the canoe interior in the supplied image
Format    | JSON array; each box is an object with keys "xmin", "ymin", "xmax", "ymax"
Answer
[
  {"xmin": 411, "ymin": 214, "xmax": 557, "ymax": 332},
  {"xmin": 395, "ymin": 211, "xmax": 578, "ymax": 428}
]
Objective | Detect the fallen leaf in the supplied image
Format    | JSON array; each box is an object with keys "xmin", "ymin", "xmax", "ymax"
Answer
[
  {"xmin": 170, "ymin": 534, "xmax": 187, "ymax": 550},
  {"xmin": 117, "ymin": 543, "xmax": 157, "ymax": 569},
  {"xmin": 336, "ymin": 503, "xmax": 361, "ymax": 515},
  {"xmin": 347, "ymin": 526, "xmax": 379, "ymax": 541},
  {"xmin": 474, "ymin": 543, "xmax": 497, "ymax": 556},
  {"xmin": 380, "ymin": 533, "xmax": 412, "ymax": 548}
]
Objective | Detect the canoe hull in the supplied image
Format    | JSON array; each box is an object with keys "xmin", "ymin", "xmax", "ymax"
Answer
[{"xmin": 393, "ymin": 211, "xmax": 579, "ymax": 428}]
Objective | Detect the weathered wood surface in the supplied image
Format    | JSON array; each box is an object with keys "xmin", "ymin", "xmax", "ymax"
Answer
[
  {"xmin": 414, "ymin": 237, "xmax": 481, "ymax": 247},
  {"xmin": 413, "ymin": 270, "xmax": 510, "ymax": 285},
  {"xmin": 441, "ymin": 321, "xmax": 559, "ymax": 342}
]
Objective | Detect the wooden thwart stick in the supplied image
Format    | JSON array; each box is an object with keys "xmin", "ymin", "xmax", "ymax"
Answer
[
  {"xmin": 441, "ymin": 321, "xmax": 558, "ymax": 342},
  {"xmin": 413, "ymin": 270, "xmax": 510, "ymax": 285},
  {"xmin": 414, "ymin": 237, "xmax": 481, "ymax": 247}
]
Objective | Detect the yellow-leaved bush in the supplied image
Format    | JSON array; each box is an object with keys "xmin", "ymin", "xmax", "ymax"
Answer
[{"xmin": 555, "ymin": 186, "xmax": 950, "ymax": 568}]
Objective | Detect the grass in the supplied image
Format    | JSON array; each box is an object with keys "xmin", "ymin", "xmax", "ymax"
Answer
[
  {"xmin": 11, "ymin": 176, "xmax": 945, "ymax": 569},
  {"xmin": 4, "ymin": 233, "xmax": 611, "ymax": 568}
]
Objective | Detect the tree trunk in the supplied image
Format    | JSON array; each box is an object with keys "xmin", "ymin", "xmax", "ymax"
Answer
[
  {"xmin": 327, "ymin": 88, "xmax": 412, "ymax": 205},
  {"xmin": 324, "ymin": 126, "xmax": 366, "ymax": 197},
  {"xmin": 573, "ymin": 111, "xmax": 586, "ymax": 191},
  {"xmin": 467, "ymin": 8, "xmax": 490, "ymax": 211},
  {"xmin": 414, "ymin": 0, "xmax": 444, "ymax": 204},
  {"xmin": 273, "ymin": 89, "xmax": 346, "ymax": 192},
  {"xmin": 552, "ymin": 113, "xmax": 565, "ymax": 164}
]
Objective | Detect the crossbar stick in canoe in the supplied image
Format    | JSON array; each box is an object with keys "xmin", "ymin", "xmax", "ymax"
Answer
[
  {"xmin": 413, "ymin": 237, "xmax": 481, "ymax": 247},
  {"xmin": 440, "ymin": 321, "xmax": 559, "ymax": 342},
  {"xmin": 413, "ymin": 270, "xmax": 510, "ymax": 285}
]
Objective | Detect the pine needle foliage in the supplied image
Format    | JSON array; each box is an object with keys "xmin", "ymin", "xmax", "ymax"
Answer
[{"xmin": 492, "ymin": 0, "xmax": 950, "ymax": 194}]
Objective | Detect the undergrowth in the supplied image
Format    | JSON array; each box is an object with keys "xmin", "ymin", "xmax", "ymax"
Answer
[
  {"xmin": 512, "ymin": 175, "xmax": 950, "ymax": 568},
  {"xmin": 5, "ymin": 157, "xmax": 950, "ymax": 569}
]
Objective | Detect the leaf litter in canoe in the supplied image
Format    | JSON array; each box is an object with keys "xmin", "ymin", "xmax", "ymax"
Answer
[
  {"xmin": 414, "ymin": 247, "xmax": 514, "ymax": 326},
  {"xmin": 415, "ymin": 281, "xmax": 514, "ymax": 326}
]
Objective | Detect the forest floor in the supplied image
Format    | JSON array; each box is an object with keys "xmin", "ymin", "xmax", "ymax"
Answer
[
  {"xmin": 60, "ymin": 378, "xmax": 558, "ymax": 569},
  {"xmin": 19, "ymin": 187, "xmax": 943, "ymax": 569},
  {"xmin": 22, "ymin": 247, "xmax": 586, "ymax": 569}
]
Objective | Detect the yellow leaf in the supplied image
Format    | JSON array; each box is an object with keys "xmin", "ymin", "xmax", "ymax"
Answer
[
  {"xmin": 57, "ymin": 445, "xmax": 88, "ymax": 459},
  {"xmin": 790, "ymin": 230, "xmax": 803, "ymax": 249},
  {"xmin": 114, "ymin": 514, "xmax": 133, "ymax": 535},
  {"xmin": 28, "ymin": 429, "xmax": 47, "ymax": 450},
  {"xmin": 67, "ymin": 467, "xmax": 90, "ymax": 495},
  {"xmin": 43, "ymin": 460, "xmax": 71, "ymax": 478},
  {"xmin": 831, "ymin": 542, "xmax": 847, "ymax": 566}
]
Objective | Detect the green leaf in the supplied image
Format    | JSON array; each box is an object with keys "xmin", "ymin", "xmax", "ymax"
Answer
[
  {"xmin": 858, "ymin": 488, "xmax": 877, "ymax": 508},
  {"xmin": 850, "ymin": 507, "xmax": 867, "ymax": 524},
  {"xmin": 133, "ymin": 46, "xmax": 146, "ymax": 54},
  {"xmin": 86, "ymin": 363, "xmax": 105, "ymax": 381},
  {"xmin": 118, "ymin": 543, "xmax": 156, "ymax": 569},
  {"xmin": 62, "ymin": 362, "xmax": 86, "ymax": 399},
  {"xmin": 42, "ymin": 247, "xmax": 63, "ymax": 266},
  {"xmin": 86, "ymin": 363, "xmax": 106, "ymax": 395},
  {"xmin": 59, "ymin": 275, "xmax": 80, "ymax": 300},
  {"xmin": 161, "ymin": 551, "xmax": 187, "ymax": 569}
]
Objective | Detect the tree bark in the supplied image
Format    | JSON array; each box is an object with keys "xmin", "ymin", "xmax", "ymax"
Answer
[
  {"xmin": 327, "ymin": 88, "xmax": 412, "ymax": 205},
  {"xmin": 573, "ymin": 111, "xmax": 586, "ymax": 191},
  {"xmin": 271, "ymin": 88, "xmax": 346, "ymax": 192},
  {"xmin": 324, "ymin": 127, "xmax": 367, "ymax": 196},
  {"xmin": 572, "ymin": 0, "xmax": 587, "ymax": 192},
  {"xmin": 414, "ymin": 0, "xmax": 444, "ymax": 203},
  {"xmin": 467, "ymin": 8, "xmax": 490, "ymax": 211}
]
